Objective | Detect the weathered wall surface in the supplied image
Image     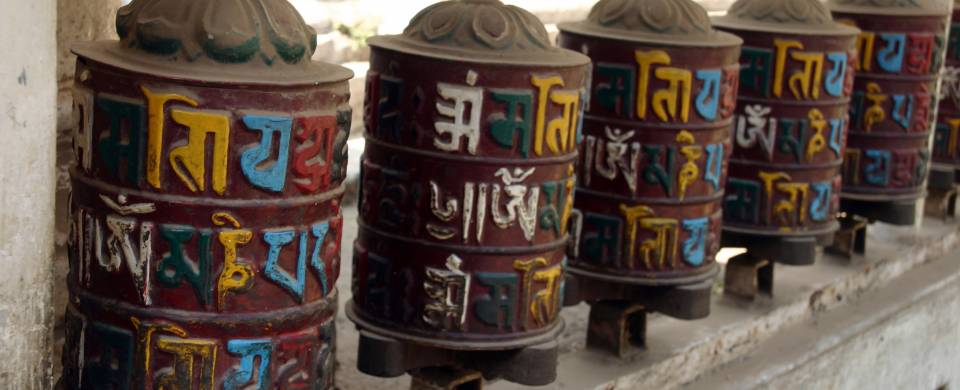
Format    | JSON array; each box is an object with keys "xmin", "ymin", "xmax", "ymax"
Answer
[
  {"xmin": 0, "ymin": 1, "xmax": 58, "ymax": 388},
  {"xmin": 685, "ymin": 242, "xmax": 960, "ymax": 390},
  {"xmin": 758, "ymin": 268, "xmax": 960, "ymax": 390}
]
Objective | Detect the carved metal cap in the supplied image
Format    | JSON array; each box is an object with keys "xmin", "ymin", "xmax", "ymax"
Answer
[
  {"xmin": 72, "ymin": 0, "xmax": 353, "ymax": 86},
  {"xmin": 558, "ymin": 0, "xmax": 741, "ymax": 47},
  {"xmin": 713, "ymin": 0, "xmax": 861, "ymax": 35},
  {"xmin": 368, "ymin": 0, "xmax": 590, "ymax": 67},
  {"xmin": 827, "ymin": 0, "xmax": 952, "ymax": 16}
]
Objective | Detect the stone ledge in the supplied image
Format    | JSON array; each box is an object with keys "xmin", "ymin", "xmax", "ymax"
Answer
[
  {"xmin": 490, "ymin": 220, "xmax": 960, "ymax": 390},
  {"xmin": 686, "ymin": 234, "xmax": 960, "ymax": 390},
  {"xmin": 330, "ymin": 177, "xmax": 960, "ymax": 389}
]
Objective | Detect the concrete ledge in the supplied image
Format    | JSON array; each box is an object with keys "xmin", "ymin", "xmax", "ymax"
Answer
[
  {"xmin": 687, "ymin": 238, "xmax": 960, "ymax": 390},
  {"xmin": 487, "ymin": 219, "xmax": 960, "ymax": 390},
  {"xmin": 331, "ymin": 184, "xmax": 960, "ymax": 389}
]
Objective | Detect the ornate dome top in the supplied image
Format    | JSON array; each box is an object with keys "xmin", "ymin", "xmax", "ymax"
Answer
[
  {"xmin": 827, "ymin": 0, "xmax": 952, "ymax": 16},
  {"xmin": 368, "ymin": 0, "xmax": 589, "ymax": 67},
  {"xmin": 72, "ymin": 0, "xmax": 353, "ymax": 86},
  {"xmin": 558, "ymin": 0, "xmax": 741, "ymax": 47},
  {"xmin": 713, "ymin": 0, "xmax": 860, "ymax": 35}
]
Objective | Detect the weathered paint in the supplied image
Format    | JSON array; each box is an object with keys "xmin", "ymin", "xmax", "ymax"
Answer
[
  {"xmin": 0, "ymin": 0, "xmax": 57, "ymax": 388},
  {"xmin": 714, "ymin": 1, "xmax": 859, "ymax": 239},
  {"xmin": 557, "ymin": 19, "xmax": 741, "ymax": 287},
  {"xmin": 63, "ymin": 0, "xmax": 351, "ymax": 387},
  {"xmin": 830, "ymin": 0, "xmax": 951, "ymax": 216}
]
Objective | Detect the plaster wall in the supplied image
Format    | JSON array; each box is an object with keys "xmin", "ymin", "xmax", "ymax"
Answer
[
  {"xmin": 686, "ymin": 244, "xmax": 960, "ymax": 390},
  {"xmin": 769, "ymin": 284, "xmax": 960, "ymax": 390},
  {"xmin": 0, "ymin": 1, "xmax": 58, "ymax": 388}
]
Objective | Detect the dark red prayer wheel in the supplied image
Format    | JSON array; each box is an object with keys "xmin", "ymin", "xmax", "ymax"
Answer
[
  {"xmin": 829, "ymin": 0, "xmax": 952, "ymax": 224},
  {"xmin": 556, "ymin": 0, "xmax": 741, "ymax": 311},
  {"xmin": 713, "ymin": 0, "xmax": 860, "ymax": 263},
  {"xmin": 62, "ymin": 1, "xmax": 351, "ymax": 388},
  {"xmin": 930, "ymin": 0, "xmax": 960, "ymax": 188},
  {"xmin": 349, "ymin": 0, "xmax": 590, "ymax": 385}
]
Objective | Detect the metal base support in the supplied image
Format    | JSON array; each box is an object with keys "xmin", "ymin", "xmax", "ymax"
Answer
[
  {"xmin": 356, "ymin": 330, "xmax": 559, "ymax": 387},
  {"xmin": 925, "ymin": 188, "xmax": 958, "ymax": 220},
  {"xmin": 586, "ymin": 301, "xmax": 647, "ymax": 358},
  {"xmin": 827, "ymin": 215, "xmax": 868, "ymax": 259},
  {"xmin": 841, "ymin": 198, "xmax": 919, "ymax": 226},
  {"xmin": 723, "ymin": 252, "xmax": 774, "ymax": 300},
  {"xmin": 563, "ymin": 274, "xmax": 714, "ymax": 357},
  {"xmin": 410, "ymin": 368, "xmax": 484, "ymax": 390}
]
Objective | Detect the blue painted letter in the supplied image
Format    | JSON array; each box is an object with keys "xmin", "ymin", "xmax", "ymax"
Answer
[
  {"xmin": 877, "ymin": 34, "xmax": 906, "ymax": 73},
  {"xmin": 695, "ymin": 70, "xmax": 722, "ymax": 121},
  {"xmin": 241, "ymin": 115, "xmax": 293, "ymax": 192},
  {"xmin": 809, "ymin": 182, "xmax": 832, "ymax": 222},
  {"xmin": 681, "ymin": 218, "xmax": 709, "ymax": 267},
  {"xmin": 224, "ymin": 339, "xmax": 272, "ymax": 390},
  {"xmin": 824, "ymin": 52, "xmax": 848, "ymax": 97}
]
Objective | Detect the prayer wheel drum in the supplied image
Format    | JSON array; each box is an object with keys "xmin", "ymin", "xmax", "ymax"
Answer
[
  {"xmin": 62, "ymin": 1, "xmax": 351, "ymax": 388},
  {"xmin": 556, "ymin": 0, "xmax": 741, "ymax": 319},
  {"xmin": 713, "ymin": 0, "xmax": 859, "ymax": 264},
  {"xmin": 348, "ymin": 0, "xmax": 590, "ymax": 385},
  {"xmin": 930, "ymin": 0, "xmax": 960, "ymax": 189},
  {"xmin": 828, "ymin": 0, "xmax": 952, "ymax": 224}
]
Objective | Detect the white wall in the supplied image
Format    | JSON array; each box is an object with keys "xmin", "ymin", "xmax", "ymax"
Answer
[{"xmin": 0, "ymin": 1, "xmax": 58, "ymax": 388}]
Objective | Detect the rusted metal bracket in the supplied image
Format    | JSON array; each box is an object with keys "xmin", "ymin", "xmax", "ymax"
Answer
[
  {"xmin": 564, "ymin": 274, "xmax": 713, "ymax": 357},
  {"xmin": 410, "ymin": 367, "xmax": 484, "ymax": 390},
  {"xmin": 586, "ymin": 301, "xmax": 647, "ymax": 358},
  {"xmin": 720, "ymin": 231, "xmax": 830, "ymax": 298},
  {"xmin": 925, "ymin": 188, "xmax": 958, "ymax": 220},
  {"xmin": 356, "ymin": 330, "xmax": 559, "ymax": 387},
  {"xmin": 826, "ymin": 215, "xmax": 868, "ymax": 259},
  {"xmin": 723, "ymin": 253, "xmax": 773, "ymax": 300}
]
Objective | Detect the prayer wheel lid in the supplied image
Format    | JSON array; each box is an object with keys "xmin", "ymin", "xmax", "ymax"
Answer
[
  {"xmin": 558, "ymin": 0, "xmax": 742, "ymax": 48},
  {"xmin": 827, "ymin": 0, "xmax": 952, "ymax": 16},
  {"xmin": 713, "ymin": 0, "xmax": 861, "ymax": 36},
  {"xmin": 71, "ymin": 0, "xmax": 353, "ymax": 86},
  {"xmin": 367, "ymin": 0, "xmax": 590, "ymax": 67}
]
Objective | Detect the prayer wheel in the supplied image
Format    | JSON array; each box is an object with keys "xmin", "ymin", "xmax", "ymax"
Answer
[
  {"xmin": 555, "ymin": 0, "xmax": 741, "ymax": 354},
  {"xmin": 713, "ymin": 0, "xmax": 860, "ymax": 265},
  {"xmin": 348, "ymin": 0, "xmax": 590, "ymax": 385},
  {"xmin": 931, "ymin": 1, "xmax": 960, "ymax": 189},
  {"xmin": 62, "ymin": 1, "xmax": 351, "ymax": 388},
  {"xmin": 829, "ymin": 0, "xmax": 952, "ymax": 224}
]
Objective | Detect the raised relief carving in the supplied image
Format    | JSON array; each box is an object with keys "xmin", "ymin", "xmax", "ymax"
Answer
[
  {"xmin": 727, "ymin": 0, "xmax": 834, "ymax": 24},
  {"xmin": 423, "ymin": 255, "xmax": 472, "ymax": 331},
  {"xmin": 402, "ymin": 0, "xmax": 552, "ymax": 52},
  {"xmin": 589, "ymin": 0, "xmax": 712, "ymax": 35},
  {"xmin": 116, "ymin": 0, "xmax": 319, "ymax": 65}
]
